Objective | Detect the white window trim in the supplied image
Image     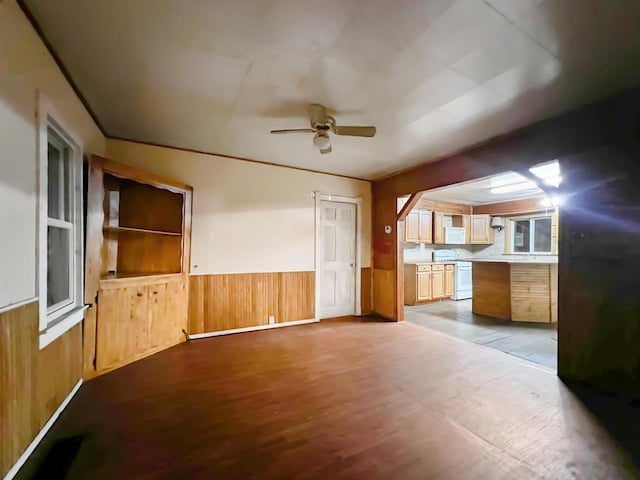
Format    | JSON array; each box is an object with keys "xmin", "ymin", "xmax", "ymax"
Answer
[
  {"xmin": 509, "ymin": 214, "xmax": 553, "ymax": 255},
  {"xmin": 36, "ymin": 93, "xmax": 85, "ymax": 349}
]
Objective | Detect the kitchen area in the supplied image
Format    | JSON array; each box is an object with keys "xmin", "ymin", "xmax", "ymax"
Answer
[{"xmin": 400, "ymin": 161, "xmax": 561, "ymax": 368}]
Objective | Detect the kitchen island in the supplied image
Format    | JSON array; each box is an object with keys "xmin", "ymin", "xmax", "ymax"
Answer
[{"xmin": 468, "ymin": 258, "xmax": 558, "ymax": 323}]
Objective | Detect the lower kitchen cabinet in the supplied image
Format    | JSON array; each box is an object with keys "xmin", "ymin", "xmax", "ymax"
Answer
[
  {"xmin": 404, "ymin": 263, "xmax": 455, "ymax": 305},
  {"xmin": 431, "ymin": 266, "xmax": 445, "ymax": 299},
  {"xmin": 445, "ymin": 265, "xmax": 454, "ymax": 297},
  {"xmin": 417, "ymin": 271, "xmax": 432, "ymax": 301}
]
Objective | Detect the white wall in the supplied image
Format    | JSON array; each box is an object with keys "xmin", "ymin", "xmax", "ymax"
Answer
[
  {"xmin": 0, "ymin": 0, "xmax": 105, "ymax": 308},
  {"xmin": 106, "ymin": 139, "xmax": 372, "ymax": 274}
]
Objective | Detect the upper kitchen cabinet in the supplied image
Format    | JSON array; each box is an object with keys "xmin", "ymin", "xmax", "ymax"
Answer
[
  {"xmin": 433, "ymin": 212, "xmax": 444, "ymax": 244},
  {"xmin": 433, "ymin": 212, "xmax": 468, "ymax": 244},
  {"xmin": 469, "ymin": 214, "xmax": 493, "ymax": 244},
  {"xmin": 405, "ymin": 210, "xmax": 432, "ymax": 243}
]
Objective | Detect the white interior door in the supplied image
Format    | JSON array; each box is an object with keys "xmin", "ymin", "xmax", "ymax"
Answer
[{"xmin": 320, "ymin": 200, "xmax": 357, "ymax": 318}]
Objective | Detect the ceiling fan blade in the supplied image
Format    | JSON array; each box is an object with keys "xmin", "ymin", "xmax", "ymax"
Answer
[
  {"xmin": 270, "ymin": 128, "xmax": 315, "ymax": 134},
  {"xmin": 320, "ymin": 145, "xmax": 332, "ymax": 155},
  {"xmin": 309, "ymin": 103, "xmax": 328, "ymax": 126},
  {"xmin": 333, "ymin": 125, "xmax": 377, "ymax": 137}
]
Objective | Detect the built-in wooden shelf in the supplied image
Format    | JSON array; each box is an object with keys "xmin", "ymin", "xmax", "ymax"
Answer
[
  {"xmin": 100, "ymin": 272, "xmax": 183, "ymax": 283},
  {"xmin": 103, "ymin": 225, "xmax": 182, "ymax": 236}
]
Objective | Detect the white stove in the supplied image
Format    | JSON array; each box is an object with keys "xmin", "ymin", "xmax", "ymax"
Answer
[{"xmin": 432, "ymin": 250, "xmax": 472, "ymax": 300}]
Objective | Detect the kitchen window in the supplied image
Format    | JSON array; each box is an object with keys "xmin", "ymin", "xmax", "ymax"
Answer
[
  {"xmin": 510, "ymin": 216, "xmax": 553, "ymax": 254},
  {"xmin": 38, "ymin": 96, "xmax": 85, "ymax": 348}
]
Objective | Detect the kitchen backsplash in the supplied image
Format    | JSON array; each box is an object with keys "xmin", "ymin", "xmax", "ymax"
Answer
[
  {"xmin": 403, "ymin": 243, "xmax": 474, "ymax": 262},
  {"xmin": 472, "ymin": 219, "xmax": 557, "ymax": 261},
  {"xmin": 403, "ymin": 218, "xmax": 557, "ymax": 262}
]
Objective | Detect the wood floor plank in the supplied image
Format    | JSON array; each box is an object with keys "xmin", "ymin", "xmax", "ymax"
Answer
[{"xmin": 13, "ymin": 317, "xmax": 640, "ymax": 480}]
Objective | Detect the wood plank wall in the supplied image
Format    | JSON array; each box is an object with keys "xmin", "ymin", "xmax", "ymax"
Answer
[
  {"xmin": 188, "ymin": 269, "xmax": 373, "ymax": 334},
  {"xmin": 361, "ymin": 267, "xmax": 372, "ymax": 314},
  {"xmin": 188, "ymin": 272, "xmax": 315, "ymax": 333},
  {"xmin": 510, "ymin": 264, "xmax": 556, "ymax": 323},
  {"xmin": 472, "ymin": 197, "xmax": 546, "ymax": 215},
  {"xmin": 471, "ymin": 263, "xmax": 511, "ymax": 320},
  {"xmin": 558, "ymin": 145, "xmax": 640, "ymax": 398},
  {"xmin": 373, "ymin": 269, "xmax": 396, "ymax": 319},
  {"xmin": 0, "ymin": 301, "xmax": 82, "ymax": 478}
]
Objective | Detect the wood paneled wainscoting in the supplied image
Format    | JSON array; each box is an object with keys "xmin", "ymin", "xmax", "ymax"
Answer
[
  {"xmin": 0, "ymin": 301, "xmax": 82, "ymax": 479},
  {"xmin": 188, "ymin": 269, "xmax": 373, "ymax": 335},
  {"xmin": 188, "ymin": 272, "xmax": 315, "ymax": 334}
]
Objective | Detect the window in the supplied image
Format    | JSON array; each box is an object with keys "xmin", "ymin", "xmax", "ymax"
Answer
[
  {"xmin": 510, "ymin": 216, "xmax": 552, "ymax": 254},
  {"xmin": 38, "ymin": 97, "xmax": 85, "ymax": 348}
]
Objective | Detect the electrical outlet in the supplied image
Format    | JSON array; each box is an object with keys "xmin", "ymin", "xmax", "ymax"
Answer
[{"xmin": 268, "ymin": 315, "xmax": 275, "ymax": 325}]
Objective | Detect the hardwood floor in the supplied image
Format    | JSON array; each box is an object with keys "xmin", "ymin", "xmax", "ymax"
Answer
[
  {"xmin": 405, "ymin": 300, "xmax": 558, "ymax": 369},
  {"xmin": 16, "ymin": 317, "xmax": 640, "ymax": 479}
]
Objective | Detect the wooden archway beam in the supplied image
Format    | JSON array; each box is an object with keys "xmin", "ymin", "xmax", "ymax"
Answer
[{"xmin": 397, "ymin": 192, "xmax": 421, "ymax": 222}]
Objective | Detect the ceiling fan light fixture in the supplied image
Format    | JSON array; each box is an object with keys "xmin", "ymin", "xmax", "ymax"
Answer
[{"xmin": 313, "ymin": 132, "xmax": 331, "ymax": 151}]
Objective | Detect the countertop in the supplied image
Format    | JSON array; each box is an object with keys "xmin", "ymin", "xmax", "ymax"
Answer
[
  {"xmin": 459, "ymin": 257, "xmax": 558, "ymax": 264},
  {"xmin": 404, "ymin": 261, "xmax": 456, "ymax": 265}
]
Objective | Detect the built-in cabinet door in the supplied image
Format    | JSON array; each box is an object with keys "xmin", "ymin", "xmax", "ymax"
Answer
[
  {"xmin": 433, "ymin": 212, "xmax": 445, "ymax": 244},
  {"xmin": 96, "ymin": 276, "xmax": 187, "ymax": 372},
  {"xmin": 419, "ymin": 211, "xmax": 432, "ymax": 243},
  {"xmin": 445, "ymin": 268, "xmax": 454, "ymax": 297},
  {"xmin": 417, "ymin": 273, "xmax": 431, "ymax": 301},
  {"xmin": 470, "ymin": 214, "xmax": 493, "ymax": 244},
  {"xmin": 405, "ymin": 211, "xmax": 420, "ymax": 243},
  {"xmin": 431, "ymin": 270, "xmax": 445, "ymax": 299}
]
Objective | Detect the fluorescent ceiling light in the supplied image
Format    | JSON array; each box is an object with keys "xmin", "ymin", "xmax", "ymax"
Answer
[
  {"xmin": 530, "ymin": 160, "xmax": 561, "ymax": 183},
  {"xmin": 489, "ymin": 172, "xmax": 528, "ymax": 188},
  {"xmin": 543, "ymin": 175, "xmax": 562, "ymax": 187},
  {"xmin": 540, "ymin": 195, "xmax": 564, "ymax": 207},
  {"xmin": 490, "ymin": 181, "xmax": 537, "ymax": 194}
]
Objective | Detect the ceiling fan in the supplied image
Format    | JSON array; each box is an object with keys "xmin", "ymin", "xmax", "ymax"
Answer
[{"xmin": 270, "ymin": 104, "xmax": 376, "ymax": 154}]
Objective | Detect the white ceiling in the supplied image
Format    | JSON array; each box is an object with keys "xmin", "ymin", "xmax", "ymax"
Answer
[
  {"xmin": 420, "ymin": 171, "xmax": 545, "ymax": 205},
  {"xmin": 25, "ymin": 0, "xmax": 640, "ymax": 180}
]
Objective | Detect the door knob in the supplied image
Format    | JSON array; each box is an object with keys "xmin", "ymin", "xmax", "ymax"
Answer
[{"xmin": 350, "ymin": 263, "xmax": 356, "ymax": 268}]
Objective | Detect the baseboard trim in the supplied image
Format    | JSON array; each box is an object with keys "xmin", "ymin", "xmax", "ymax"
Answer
[
  {"xmin": 3, "ymin": 379, "xmax": 83, "ymax": 480},
  {"xmin": 188, "ymin": 319, "xmax": 318, "ymax": 339}
]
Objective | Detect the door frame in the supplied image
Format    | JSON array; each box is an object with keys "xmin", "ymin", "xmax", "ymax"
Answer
[{"xmin": 314, "ymin": 192, "xmax": 362, "ymax": 321}]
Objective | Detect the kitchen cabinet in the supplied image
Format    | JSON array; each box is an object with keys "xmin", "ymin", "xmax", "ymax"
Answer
[
  {"xmin": 405, "ymin": 210, "xmax": 432, "ymax": 243},
  {"xmin": 463, "ymin": 215, "xmax": 471, "ymax": 244},
  {"xmin": 404, "ymin": 263, "xmax": 455, "ymax": 305},
  {"xmin": 431, "ymin": 266, "xmax": 445, "ymax": 299},
  {"xmin": 469, "ymin": 214, "xmax": 493, "ymax": 244},
  {"xmin": 433, "ymin": 212, "xmax": 445, "ymax": 244},
  {"xmin": 417, "ymin": 272, "xmax": 432, "ymax": 301},
  {"xmin": 445, "ymin": 265, "xmax": 454, "ymax": 297},
  {"xmin": 405, "ymin": 211, "xmax": 420, "ymax": 243}
]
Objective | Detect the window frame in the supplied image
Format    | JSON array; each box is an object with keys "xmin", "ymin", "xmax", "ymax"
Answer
[
  {"xmin": 37, "ymin": 95, "xmax": 86, "ymax": 349},
  {"xmin": 508, "ymin": 214, "xmax": 554, "ymax": 255}
]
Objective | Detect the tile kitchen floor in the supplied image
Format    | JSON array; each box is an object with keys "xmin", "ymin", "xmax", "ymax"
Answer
[{"xmin": 405, "ymin": 299, "xmax": 558, "ymax": 369}]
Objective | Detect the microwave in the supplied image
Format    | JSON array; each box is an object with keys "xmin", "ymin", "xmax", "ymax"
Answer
[{"xmin": 444, "ymin": 227, "xmax": 466, "ymax": 244}]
